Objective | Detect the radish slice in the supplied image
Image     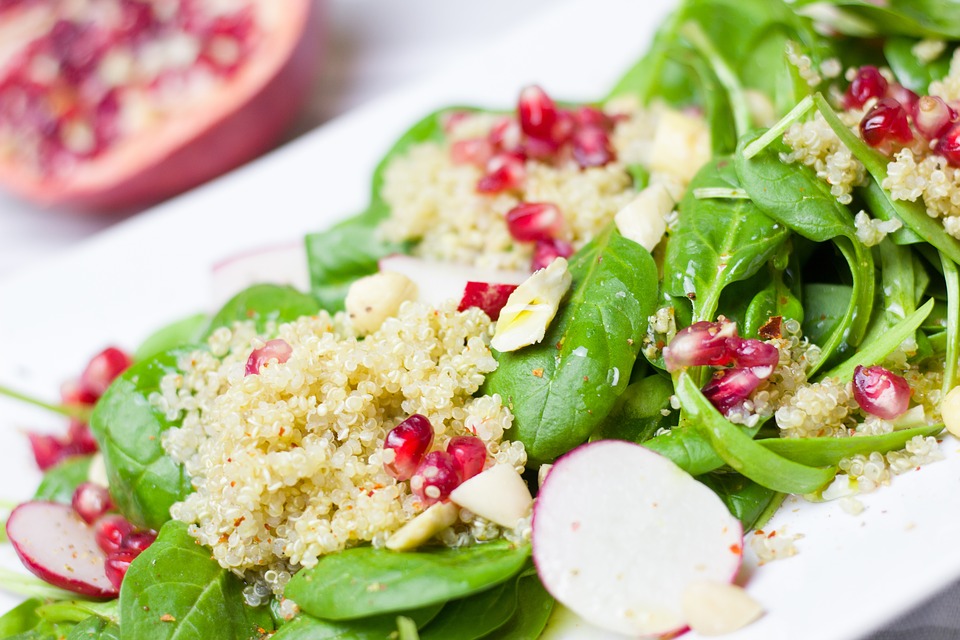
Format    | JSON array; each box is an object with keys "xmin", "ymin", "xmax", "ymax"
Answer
[
  {"xmin": 378, "ymin": 255, "xmax": 528, "ymax": 308},
  {"xmin": 532, "ymin": 441, "xmax": 743, "ymax": 638},
  {"xmin": 7, "ymin": 501, "xmax": 117, "ymax": 598},
  {"xmin": 211, "ymin": 242, "xmax": 309, "ymax": 308}
]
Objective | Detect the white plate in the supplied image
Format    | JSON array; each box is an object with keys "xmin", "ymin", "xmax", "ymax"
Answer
[{"xmin": 1, "ymin": 1, "xmax": 958, "ymax": 638}]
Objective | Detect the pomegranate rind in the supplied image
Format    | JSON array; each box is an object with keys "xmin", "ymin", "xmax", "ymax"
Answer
[
  {"xmin": 532, "ymin": 440, "xmax": 742, "ymax": 638},
  {"xmin": 0, "ymin": 0, "xmax": 325, "ymax": 212},
  {"xmin": 7, "ymin": 501, "xmax": 118, "ymax": 598}
]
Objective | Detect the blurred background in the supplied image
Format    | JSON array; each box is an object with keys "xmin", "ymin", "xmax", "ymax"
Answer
[{"xmin": 0, "ymin": 0, "xmax": 552, "ymax": 278}]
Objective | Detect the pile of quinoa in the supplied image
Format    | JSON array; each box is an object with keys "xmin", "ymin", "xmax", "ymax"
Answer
[
  {"xmin": 378, "ymin": 99, "xmax": 700, "ymax": 270},
  {"xmin": 157, "ymin": 300, "xmax": 526, "ymax": 590}
]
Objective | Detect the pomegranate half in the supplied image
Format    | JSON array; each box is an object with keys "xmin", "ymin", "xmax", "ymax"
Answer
[{"xmin": 0, "ymin": 0, "xmax": 323, "ymax": 212}]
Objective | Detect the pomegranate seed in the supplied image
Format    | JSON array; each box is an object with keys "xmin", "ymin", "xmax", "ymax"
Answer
[
  {"xmin": 518, "ymin": 85, "xmax": 558, "ymax": 141},
  {"xmin": 61, "ymin": 379, "xmax": 98, "ymax": 406},
  {"xmin": 572, "ymin": 105, "xmax": 612, "ymax": 131},
  {"xmin": 67, "ymin": 421, "xmax": 99, "ymax": 453},
  {"xmin": 914, "ymin": 96, "xmax": 957, "ymax": 140},
  {"xmin": 72, "ymin": 483, "xmax": 113, "ymax": 524},
  {"xmin": 49, "ymin": 20, "xmax": 106, "ymax": 85},
  {"xmin": 95, "ymin": 515, "xmax": 134, "ymax": 555},
  {"xmin": 936, "ymin": 123, "xmax": 960, "ymax": 166},
  {"xmin": 245, "ymin": 339, "xmax": 292, "ymax": 376},
  {"xmin": 119, "ymin": 530, "xmax": 157, "ymax": 554},
  {"xmin": 663, "ymin": 321, "xmax": 739, "ymax": 371},
  {"xmin": 860, "ymin": 98, "xmax": 913, "ymax": 148},
  {"xmin": 728, "ymin": 339, "xmax": 780, "ymax": 379},
  {"xmin": 457, "ymin": 282, "xmax": 518, "ymax": 320},
  {"xmin": 702, "ymin": 368, "xmax": 763, "ymax": 415},
  {"xmin": 888, "ymin": 84, "xmax": 919, "ymax": 115},
  {"xmin": 505, "ymin": 202, "xmax": 564, "ymax": 242},
  {"xmin": 446, "ymin": 436, "xmax": 487, "ymax": 480},
  {"xmin": 451, "ymin": 138, "xmax": 494, "ymax": 167},
  {"xmin": 383, "ymin": 414, "xmax": 434, "ymax": 481},
  {"xmin": 118, "ymin": 0, "xmax": 156, "ymax": 38},
  {"xmin": 104, "ymin": 550, "xmax": 138, "ymax": 590},
  {"xmin": 410, "ymin": 451, "xmax": 462, "ymax": 506},
  {"xmin": 844, "ymin": 66, "xmax": 888, "ymax": 110},
  {"xmin": 27, "ymin": 434, "xmax": 68, "ymax": 471},
  {"xmin": 79, "ymin": 347, "xmax": 132, "ymax": 398},
  {"xmin": 852, "ymin": 365, "xmax": 911, "ymax": 420},
  {"xmin": 489, "ymin": 117, "xmax": 522, "ymax": 153},
  {"xmin": 477, "ymin": 153, "xmax": 526, "ymax": 193},
  {"xmin": 521, "ymin": 135, "xmax": 560, "ymax": 161},
  {"xmin": 571, "ymin": 125, "xmax": 616, "ymax": 168},
  {"xmin": 530, "ymin": 238, "xmax": 573, "ymax": 272}
]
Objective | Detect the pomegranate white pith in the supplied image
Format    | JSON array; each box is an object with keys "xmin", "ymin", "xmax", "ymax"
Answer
[
  {"xmin": 532, "ymin": 441, "xmax": 743, "ymax": 638},
  {"xmin": 0, "ymin": 0, "xmax": 323, "ymax": 211}
]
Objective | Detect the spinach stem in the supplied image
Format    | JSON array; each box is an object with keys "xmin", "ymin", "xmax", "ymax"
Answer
[
  {"xmin": 680, "ymin": 21, "xmax": 752, "ymax": 140},
  {"xmin": 0, "ymin": 568, "xmax": 77, "ymax": 600},
  {"xmin": 742, "ymin": 94, "xmax": 813, "ymax": 159},
  {"xmin": 0, "ymin": 384, "xmax": 91, "ymax": 422},
  {"xmin": 941, "ymin": 252, "xmax": 960, "ymax": 396},
  {"xmin": 692, "ymin": 187, "xmax": 750, "ymax": 200}
]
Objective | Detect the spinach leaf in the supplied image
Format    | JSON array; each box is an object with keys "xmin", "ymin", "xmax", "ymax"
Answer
[
  {"xmin": 0, "ymin": 599, "xmax": 43, "ymax": 636},
  {"xmin": 664, "ymin": 158, "xmax": 789, "ymax": 322},
  {"xmin": 482, "ymin": 226, "xmax": 658, "ymax": 463},
  {"xmin": 204, "ymin": 284, "xmax": 320, "ymax": 337},
  {"xmin": 792, "ymin": 0, "xmax": 960, "ymax": 38},
  {"xmin": 120, "ymin": 520, "xmax": 273, "ymax": 640},
  {"xmin": 801, "ymin": 283, "xmax": 852, "ymax": 349},
  {"xmin": 34, "ymin": 456, "xmax": 92, "ymax": 503},
  {"xmin": 483, "ymin": 570, "xmax": 554, "ymax": 640},
  {"xmin": 133, "ymin": 313, "xmax": 207, "ymax": 362},
  {"xmin": 65, "ymin": 616, "xmax": 120, "ymax": 640},
  {"xmin": 594, "ymin": 374, "xmax": 676, "ymax": 444},
  {"xmin": 643, "ymin": 424, "xmax": 727, "ymax": 477},
  {"xmin": 861, "ymin": 180, "xmax": 925, "ymax": 245},
  {"xmin": 285, "ymin": 541, "xmax": 530, "ymax": 621},
  {"xmin": 698, "ymin": 472, "xmax": 783, "ymax": 531},
  {"xmin": 759, "ymin": 424, "xmax": 944, "ymax": 467},
  {"xmin": 677, "ymin": 372, "xmax": 836, "ymax": 493},
  {"xmin": 941, "ymin": 254, "xmax": 960, "ymax": 395},
  {"xmin": 419, "ymin": 574, "xmax": 519, "ymax": 640},
  {"xmin": 90, "ymin": 348, "xmax": 192, "ymax": 530},
  {"xmin": 307, "ymin": 107, "xmax": 463, "ymax": 310},
  {"xmin": 271, "ymin": 604, "xmax": 443, "ymax": 640},
  {"xmin": 743, "ymin": 263, "xmax": 803, "ymax": 338},
  {"xmin": 884, "ymin": 37, "xmax": 954, "ymax": 94}
]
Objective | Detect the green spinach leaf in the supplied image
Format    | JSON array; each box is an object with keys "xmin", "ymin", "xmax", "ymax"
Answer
[
  {"xmin": 483, "ymin": 570, "xmax": 554, "ymax": 640},
  {"xmin": 34, "ymin": 456, "xmax": 93, "ymax": 503},
  {"xmin": 698, "ymin": 472, "xmax": 783, "ymax": 531},
  {"xmin": 65, "ymin": 616, "xmax": 120, "ymax": 640},
  {"xmin": 759, "ymin": 423, "xmax": 944, "ymax": 467},
  {"xmin": 419, "ymin": 574, "xmax": 519, "ymax": 640},
  {"xmin": 271, "ymin": 604, "xmax": 443, "ymax": 640},
  {"xmin": 134, "ymin": 313, "xmax": 208, "ymax": 362},
  {"xmin": 884, "ymin": 37, "xmax": 954, "ymax": 94},
  {"xmin": 120, "ymin": 520, "xmax": 273, "ymax": 640},
  {"xmin": 90, "ymin": 348, "xmax": 192, "ymax": 530},
  {"xmin": 594, "ymin": 374, "xmax": 677, "ymax": 444},
  {"xmin": 792, "ymin": 0, "xmax": 960, "ymax": 38},
  {"xmin": 285, "ymin": 541, "xmax": 530, "ymax": 621},
  {"xmin": 204, "ymin": 284, "xmax": 320, "ymax": 337},
  {"xmin": 482, "ymin": 226, "xmax": 659, "ymax": 463}
]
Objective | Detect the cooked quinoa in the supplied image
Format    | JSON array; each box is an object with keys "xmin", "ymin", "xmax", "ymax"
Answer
[
  {"xmin": 158, "ymin": 300, "xmax": 526, "ymax": 580},
  {"xmin": 378, "ymin": 100, "xmax": 694, "ymax": 270}
]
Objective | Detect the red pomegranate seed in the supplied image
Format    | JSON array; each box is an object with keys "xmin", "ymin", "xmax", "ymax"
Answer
[
  {"xmin": 67, "ymin": 420, "xmax": 99, "ymax": 452},
  {"xmin": 530, "ymin": 238, "xmax": 573, "ymax": 272},
  {"xmin": 852, "ymin": 365, "xmax": 911, "ymax": 420},
  {"xmin": 521, "ymin": 135, "xmax": 560, "ymax": 161},
  {"xmin": 572, "ymin": 105, "xmax": 613, "ymax": 131},
  {"xmin": 663, "ymin": 321, "xmax": 739, "ymax": 371},
  {"xmin": 49, "ymin": 20, "xmax": 106, "ymax": 85},
  {"xmin": 860, "ymin": 98, "xmax": 913, "ymax": 148},
  {"xmin": 888, "ymin": 84, "xmax": 919, "ymax": 115},
  {"xmin": 477, "ymin": 152, "xmax": 526, "ymax": 193},
  {"xmin": 118, "ymin": 0, "xmax": 156, "ymax": 38},
  {"xmin": 457, "ymin": 282, "xmax": 518, "ymax": 320},
  {"xmin": 729, "ymin": 339, "xmax": 780, "ymax": 379},
  {"xmin": 844, "ymin": 66, "xmax": 888, "ymax": 110},
  {"xmin": 79, "ymin": 347, "xmax": 132, "ymax": 398},
  {"xmin": 451, "ymin": 138, "xmax": 494, "ymax": 167},
  {"xmin": 446, "ymin": 436, "xmax": 487, "ymax": 480},
  {"xmin": 72, "ymin": 483, "xmax": 113, "ymax": 524},
  {"xmin": 104, "ymin": 550, "xmax": 138, "ymax": 590},
  {"xmin": 27, "ymin": 434, "xmax": 68, "ymax": 471},
  {"xmin": 489, "ymin": 117, "xmax": 523, "ymax": 153},
  {"xmin": 61, "ymin": 379, "xmax": 98, "ymax": 406},
  {"xmin": 245, "ymin": 339, "xmax": 292, "ymax": 376},
  {"xmin": 936, "ymin": 123, "xmax": 960, "ymax": 166},
  {"xmin": 119, "ymin": 530, "xmax": 157, "ymax": 554},
  {"xmin": 505, "ymin": 202, "xmax": 564, "ymax": 242},
  {"xmin": 410, "ymin": 451, "xmax": 462, "ymax": 506},
  {"xmin": 571, "ymin": 125, "xmax": 616, "ymax": 168},
  {"xmin": 383, "ymin": 414, "xmax": 434, "ymax": 481},
  {"xmin": 702, "ymin": 368, "xmax": 763, "ymax": 415},
  {"xmin": 95, "ymin": 515, "xmax": 134, "ymax": 555},
  {"xmin": 518, "ymin": 85, "xmax": 558, "ymax": 141},
  {"xmin": 916, "ymin": 95, "xmax": 959, "ymax": 140}
]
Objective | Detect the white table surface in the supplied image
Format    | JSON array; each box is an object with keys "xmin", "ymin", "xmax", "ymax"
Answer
[{"xmin": 0, "ymin": 1, "xmax": 957, "ymax": 638}]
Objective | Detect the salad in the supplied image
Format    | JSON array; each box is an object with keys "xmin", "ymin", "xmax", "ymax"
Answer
[{"xmin": 4, "ymin": 0, "xmax": 960, "ymax": 638}]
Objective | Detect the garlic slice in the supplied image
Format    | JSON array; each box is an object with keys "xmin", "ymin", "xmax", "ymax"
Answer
[
  {"xmin": 614, "ymin": 182, "xmax": 676, "ymax": 251},
  {"xmin": 385, "ymin": 502, "xmax": 459, "ymax": 551},
  {"xmin": 682, "ymin": 581, "xmax": 764, "ymax": 636}
]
